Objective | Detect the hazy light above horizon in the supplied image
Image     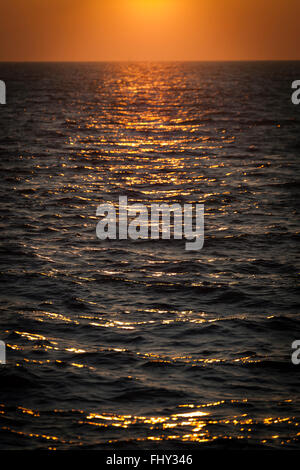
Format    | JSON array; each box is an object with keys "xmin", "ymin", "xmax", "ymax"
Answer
[{"xmin": 0, "ymin": 0, "xmax": 299, "ymax": 61}]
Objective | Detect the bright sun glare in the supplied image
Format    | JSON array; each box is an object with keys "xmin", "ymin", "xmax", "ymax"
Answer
[{"xmin": 128, "ymin": 0, "xmax": 176, "ymax": 17}]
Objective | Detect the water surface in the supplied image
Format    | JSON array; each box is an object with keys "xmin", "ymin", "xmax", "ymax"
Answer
[{"xmin": 0, "ymin": 62, "xmax": 299, "ymax": 450}]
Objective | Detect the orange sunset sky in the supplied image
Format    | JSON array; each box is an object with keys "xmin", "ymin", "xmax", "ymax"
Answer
[{"xmin": 0, "ymin": 0, "xmax": 299, "ymax": 61}]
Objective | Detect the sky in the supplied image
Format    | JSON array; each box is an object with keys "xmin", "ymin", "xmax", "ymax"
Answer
[{"xmin": 0, "ymin": 0, "xmax": 299, "ymax": 61}]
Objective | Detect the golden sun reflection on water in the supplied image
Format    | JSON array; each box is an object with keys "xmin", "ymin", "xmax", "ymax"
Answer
[
  {"xmin": 1, "ymin": 398, "xmax": 299, "ymax": 448},
  {"xmin": 77, "ymin": 404, "xmax": 300, "ymax": 446},
  {"xmin": 2, "ymin": 62, "xmax": 299, "ymax": 451}
]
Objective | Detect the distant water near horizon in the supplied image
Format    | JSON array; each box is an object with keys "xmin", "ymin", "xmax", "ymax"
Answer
[{"xmin": 0, "ymin": 61, "xmax": 299, "ymax": 450}]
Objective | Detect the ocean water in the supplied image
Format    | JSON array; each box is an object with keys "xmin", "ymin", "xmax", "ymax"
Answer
[{"xmin": 0, "ymin": 61, "xmax": 299, "ymax": 450}]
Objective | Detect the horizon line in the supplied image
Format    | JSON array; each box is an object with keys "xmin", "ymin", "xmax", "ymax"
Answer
[{"xmin": 1, "ymin": 59, "xmax": 300, "ymax": 64}]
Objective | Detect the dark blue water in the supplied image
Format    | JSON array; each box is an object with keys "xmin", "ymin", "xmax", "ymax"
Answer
[{"xmin": 0, "ymin": 62, "xmax": 299, "ymax": 450}]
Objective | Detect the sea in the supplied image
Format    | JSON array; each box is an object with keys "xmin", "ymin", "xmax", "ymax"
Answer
[{"xmin": 0, "ymin": 61, "xmax": 299, "ymax": 450}]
